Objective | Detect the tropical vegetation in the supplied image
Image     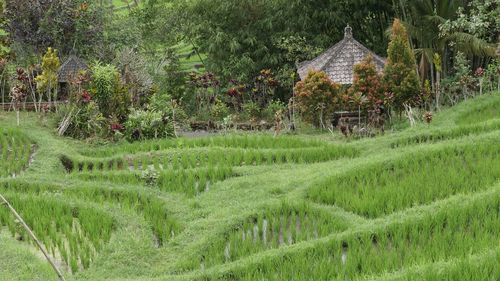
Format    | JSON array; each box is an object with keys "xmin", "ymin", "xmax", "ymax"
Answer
[{"xmin": 0, "ymin": 0, "xmax": 499, "ymax": 280}]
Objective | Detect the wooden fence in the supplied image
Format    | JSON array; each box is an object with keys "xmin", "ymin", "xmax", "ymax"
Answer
[{"xmin": 0, "ymin": 101, "xmax": 67, "ymax": 111}]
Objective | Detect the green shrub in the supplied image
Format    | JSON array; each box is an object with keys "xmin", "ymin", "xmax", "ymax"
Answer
[
  {"xmin": 90, "ymin": 62, "xmax": 131, "ymax": 121},
  {"xmin": 124, "ymin": 109, "xmax": 174, "ymax": 141},
  {"xmin": 263, "ymin": 100, "xmax": 286, "ymax": 121},
  {"xmin": 242, "ymin": 101, "xmax": 261, "ymax": 120},
  {"xmin": 210, "ymin": 99, "xmax": 230, "ymax": 121},
  {"xmin": 141, "ymin": 166, "xmax": 159, "ymax": 186},
  {"xmin": 56, "ymin": 102, "xmax": 106, "ymax": 139},
  {"xmin": 149, "ymin": 92, "xmax": 188, "ymax": 128}
]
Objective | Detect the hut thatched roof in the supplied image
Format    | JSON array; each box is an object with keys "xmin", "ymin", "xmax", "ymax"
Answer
[
  {"xmin": 297, "ymin": 25, "xmax": 386, "ymax": 85},
  {"xmin": 58, "ymin": 55, "xmax": 88, "ymax": 83}
]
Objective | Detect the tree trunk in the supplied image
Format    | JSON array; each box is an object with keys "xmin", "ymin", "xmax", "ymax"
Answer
[
  {"xmin": 54, "ymin": 82, "xmax": 58, "ymax": 112},
  {"xmin": 28, "ymin": 71, "xmax": 38, "ymax": 112},
  {"xmin": 1, "ymin": 76, "xmax": 4, "ymax": 111},
  {"xmin": 358, "ymin": 105, "xmax": 361, "ymax": 128},
  {"xmin": 172, "ymin": 105, "xmax": 177, "ymax": 138},
  {"xmin": 0, "ymin": 69, "xmax": 6, "ymax": 111},
  {"xmin": 319, "ymin": 108, "xmax": 324, "ymax": 130},
  {"xmin": 430, "ymin": 62, "xmax": 435, "ymax": 95},
  {"xmin": 47, "ymin": 82, "xmax": 51, "ymax": 110},
  {"xmin": 435, "ymin": 70, "xmax": 441, "ymax": 111}
]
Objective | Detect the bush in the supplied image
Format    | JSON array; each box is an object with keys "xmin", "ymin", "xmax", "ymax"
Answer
[
  {"xmin": 56, "ymin": 101, "xmax": 106, "ymax": 139},
  {"xmin": 348, "ymin": 55, "xmax": 383, "ymax": 110},
  {"xmin": 141, "ymin": 166, "xmax": 159, "ymax": 186},
  {"xmin": 210, "ymin": 99, "xmax": 230, "ymax": 121},
  {"xmin": 124, "ymin": 109, "xmax": 174, "ymax": 141},
  {"xmin": 149, "ymin": 92, "xmax": 188, "ymax": 128},
  {"xmin": 263, "ymin": 100, "xmax": 286, "ymax": 121},
  {"xmin": 90, "ymin": 62, "xmax": 131, "ymax": 121},
  {"xmin": 485, "ymin": 59, "xmax": 499, "ymax": 92},
  {"xmin": 242, "ymin": 101, "xmax": 261, "ymax": 120},
  {"xmin": 294, "ymin": 70, "xmax": 341, "ymax": 128}
]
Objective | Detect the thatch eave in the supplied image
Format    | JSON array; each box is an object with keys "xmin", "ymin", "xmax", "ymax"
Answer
[{"xmin": 298, "ymin": 25, "xmax": 386, "ymax": 85}]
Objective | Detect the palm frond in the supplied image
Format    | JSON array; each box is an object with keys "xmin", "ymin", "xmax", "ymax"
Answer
[
  {"xmin": 447, "ymin": 32, "xmax": 496, "ymax": 57},
  {"xmin": 436, "ymin": 0, "xmax": 461, "ymax": 20},
  {"xmin": 423, "ymin": 15, "xmax": 446, "ymax": 26}
]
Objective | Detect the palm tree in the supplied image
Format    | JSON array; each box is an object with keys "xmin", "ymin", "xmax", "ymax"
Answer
[
  {"xmin": 399, "ymin": 0, "xmax": 494, "ymax": 75},
  {"xmin": 396, "ymin": 0, "xmax": 495, "ymax": 108}
]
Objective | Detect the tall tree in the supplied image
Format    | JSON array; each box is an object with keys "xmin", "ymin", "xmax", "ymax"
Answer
[
  {"xmin": 383, "ymin": 19, "xmax": 421, "ymax": 112},
  {"xmin": 0, "ymin": 0, "xmax": 9, "ymax": 58},
  {"xmin": 35, "ymin": 48, "xmax": 61, "ymax": 109},
  {"xmin": 401, "ymin": 0, "xmax": 495, "ymax": 81},
  {"xmin": 3, "ymin": 0, "xmax": 106, "ymax": 59}
]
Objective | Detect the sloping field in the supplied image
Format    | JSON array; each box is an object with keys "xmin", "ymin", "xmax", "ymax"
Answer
[{"xmin": 0, "ymin": 93, "xmax": 499, "ymax": 280}]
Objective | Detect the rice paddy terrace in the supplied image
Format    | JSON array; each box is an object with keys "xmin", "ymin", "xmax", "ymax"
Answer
[{"xmin": 0, "ymin": 93, "xmax": 499, "ymax": 281}]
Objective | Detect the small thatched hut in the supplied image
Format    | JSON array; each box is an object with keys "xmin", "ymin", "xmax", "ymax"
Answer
[
  {"xmin": 58, "ymin": 55, "xmax": 88, "ymax": 98},
  {"xmin": 297, "ymin": 25, "xmax": 385, "ymax": 85}
]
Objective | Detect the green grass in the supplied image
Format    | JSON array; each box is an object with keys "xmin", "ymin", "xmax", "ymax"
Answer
[
  {"xmin": 0, "ymin": 230, "xmax": 58, "ymax": 281},
  {"xmin": 456, "ymin": 93, "xmax": 500, "ymax": 125},
  {"xmin": 0, "ymin": 193, "xmax": 114, "ymax": 273},
  {"xmin": 308, "ymin": 141, "xmax": 500, "ymax": 218},
  {"xmin": 0, "ymin": 92, "xmax": 499, "ymax": 281},
  {"xmin": 0, "ymin": 127, "xmax": 33, "ymax": 177}
]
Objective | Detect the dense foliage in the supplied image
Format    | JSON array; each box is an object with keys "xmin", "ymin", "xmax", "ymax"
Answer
[
  {"xmin": 3, "ymin": 0, "xmax": 105, "ymax": 60},
  {"xmin": 90, "ymin": 63, "xmax": 130, "ymax": 121},
  {"xmin": 0, "ymin": 0, "xmax": 498, "ymax": 136},
  {"xmin": 294, "ymin": 70, "xmax": 341, "ymax": 128},
  {"xmin": 347, "ymin": 55, "xmax": 384, "ymax": 111}
]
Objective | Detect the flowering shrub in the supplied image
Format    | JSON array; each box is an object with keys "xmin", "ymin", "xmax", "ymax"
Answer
[
  {"xmin": 81, "ymin": 90, "xmax": 91, "ymax": 103},
  {"xmin": 226, "ymin": 79, "xmax": 246, "ymax": 110},
  {"xmin": 294, "ymin": 70, "xmax": 341, "ymax": 128},
  {"xmin": 252, "ymin": 69, "xmax": 279, "ymax": 107},
  {"xmin": 188, "ymin": 71, "xmax": 221, "ymax": 113},
  {"xmin": 347, "ymin": 55, "xmax": 384, "ymax": 111},
  {"xmin": 110, "ymin": 122, "xmax": 124, "ymax": 132}
]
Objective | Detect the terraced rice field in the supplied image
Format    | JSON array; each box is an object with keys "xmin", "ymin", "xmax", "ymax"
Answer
[
  {"xmin": 0, "ymin": 93, "xmax": 499, "ymax": 280},
  {"xmin": 0, "ymin": 128, "xmax": 34, "ymax": 177}
]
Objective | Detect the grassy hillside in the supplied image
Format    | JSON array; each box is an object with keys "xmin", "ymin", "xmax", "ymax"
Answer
[{"xmin": 0, "ymin": 93, "xmax": 499, "ymax": 280}]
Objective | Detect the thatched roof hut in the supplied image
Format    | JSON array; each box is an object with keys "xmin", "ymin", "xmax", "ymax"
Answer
[
  {"xmin": 58, "ymin": 55, "xmax": 88, "ymax": 83},
  {"xmin": 298, "ymin": 25, "xmax": 386, "ymax": 85}
]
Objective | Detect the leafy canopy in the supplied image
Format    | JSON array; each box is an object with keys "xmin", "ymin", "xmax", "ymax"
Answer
[{"xmin": 35, "ymin": 48, "xmax": 61, "ymax": 92}]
